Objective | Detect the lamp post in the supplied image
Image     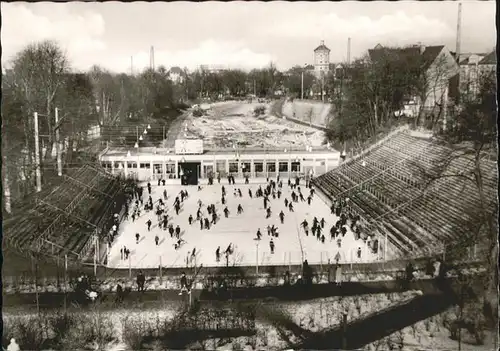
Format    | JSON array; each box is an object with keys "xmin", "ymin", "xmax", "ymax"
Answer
[
  {"xmin": 301, "ymin": 63, "xmax": 308, "ymax": 100},
  {"xmin": 54, "ymin": 108, "xmax": 62, "ymax": 176},
  {"xmin": 33, "ymin": 112, "xmax": 42, "ymax": 192},
  {"xmin": 256, "ymin": 241, "xmax": 259, "ymax": 274}
]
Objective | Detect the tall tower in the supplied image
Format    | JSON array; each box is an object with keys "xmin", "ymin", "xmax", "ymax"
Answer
[
  {"xmin": 150, "ymin": 46, "xmax": 155, "ymax": 71},
  {"xmin": 314, "ymin": 40, "xmax": 330, "ymax": 77},
  {"xmin": 456, "ymin": 2, "xmax": 462, "ymax": 62}
]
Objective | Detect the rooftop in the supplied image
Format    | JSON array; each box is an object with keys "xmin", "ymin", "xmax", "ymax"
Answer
[
  {"xmin": 368, "ymin": 44, "xmax": 445, "ymax": 70},
  {"xmin": 314, "ymin": 40, "xmax": 330, "ymax": 52},
  {"xmin": 102, "ymin": 146, "xmax": 336, "ymax": 158},
  {"xmin": 169, "ymin": 66, "xmax": 183, "ymax": 74},
  {"xmin": 479, "ymin": 51, "xmax": 496, "ymax": 65}
]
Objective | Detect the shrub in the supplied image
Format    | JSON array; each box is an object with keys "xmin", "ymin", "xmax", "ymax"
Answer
[
  {"xmin": 9, "ymin": 315, "xmax": 46, "ymax": 351},
  {"xmin": 254, "ymin": 105, "xmax": 266, "ymax": 116},
  {"xmin": 59, "ymin": 311, "xmax": 115, "ymax": 350},
  {"xmin": 2, "ymin": 318, "xmax": 14, "ymax": 347},
  {"xmin": 122, "ymin": 315, "xmax": 156, "ymax": 349},
  {"xmin": 192, "ymin": 108, "xmax": 204, "ymax": 117},
  {"xmin": 176, "ymin": 102, "xmax": 191, "ymax": 110},
  {"xmin": 49, "ymin": 312, "xmax": 79, "ymax": 347}
]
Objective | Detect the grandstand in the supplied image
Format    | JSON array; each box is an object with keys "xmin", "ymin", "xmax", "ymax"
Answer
[
  {"xmin": 312, "ymin": 129, "xmax": 497, "ymax": 260},
  {"xmin": 2, "ymin": 164, "xmax": 128, "ymax": 270}
]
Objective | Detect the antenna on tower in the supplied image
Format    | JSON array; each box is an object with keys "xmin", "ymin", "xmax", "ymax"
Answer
[
  {"xmin": 455, "ymin": 2, "xmax": 462, "ymax": 63},
  {"xmin": 347, "ymin": 37, "xmax": 351, "ymax": 65},
  {"xmin": 150, "ymin": 46, "xmax": 155, "ymax": 71}
]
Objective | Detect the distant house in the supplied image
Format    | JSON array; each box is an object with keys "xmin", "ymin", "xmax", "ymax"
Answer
[
  {"xmin": 199, "ymin": 64, "xmax": 228, "ymax": 73},
  {"xmin": 169, "ymin": 66, "xmax": 184, "ymax": 84},
  {"xmin": 328, "ymin": 63, "xmax": 345, "ymax": 79},
  {"xmin": 457, "ymin": 53, "xmax": 486, "ymax": 100},
  {"xmin": 368, "ymin": 44, "xmax": 459, "ymax": 116},
  {"xmin": 478, "ymin": 51, "xmax": 496, "ymax": 76},
  {"xmin": 455, "ymin": 51, "xmax": 495, "ymax": 101}
]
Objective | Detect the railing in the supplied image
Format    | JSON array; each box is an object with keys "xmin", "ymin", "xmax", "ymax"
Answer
[
  {"xmin": 105, "ymin": 248, "xmax": 383, "ymax": 270},
  {"xmin": 38, "ymin": 213, "xmax": 63, "ymax": 241},
  {"xmin": 64, "ymin": 172, "xmax": 112, "ymax": 200},
  {"xmin": 333, "ymin": 139, "xmax": 433, "ymax": 201},
  {"xmin": 80, "ymin": 232, "xmax": 97, "ymax": 260},
  {"xmin": 343, "ymin": 125, "xmax": 411, "ymax": 165},
  {"xmin": 65, "ymin": 186, "xmax": 88, "ymax": 214},
  {"xmin": 36, "ymin": 198, "xmax": 97, "ymax": 229},
  {"xmin": 39, "ymin": 238, "xmax": 81, "ymax": 259}
]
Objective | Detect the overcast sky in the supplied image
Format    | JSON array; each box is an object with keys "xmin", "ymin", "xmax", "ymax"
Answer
[{"xmin": 1, "ymin": 1, "xmax": 496, "ymax": 73}]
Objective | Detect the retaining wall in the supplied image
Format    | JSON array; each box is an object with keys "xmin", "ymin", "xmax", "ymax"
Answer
[{"xmin": 282, "ymin": 99, "xmax": 332, "ymax": 128}]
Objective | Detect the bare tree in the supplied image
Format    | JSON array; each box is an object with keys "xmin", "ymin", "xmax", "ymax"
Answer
[
  {"xmin": 12, "ymin": 40, "xmax": 70, "ymax": 159},
  {"xmin": 413, "ymin": 49, "xmax": 459, "ymax": 129}
]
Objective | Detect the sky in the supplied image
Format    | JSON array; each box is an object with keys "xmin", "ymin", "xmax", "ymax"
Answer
[{"xmin": 1, "ymin": 1, "xmax": 496, "ymax": 73}]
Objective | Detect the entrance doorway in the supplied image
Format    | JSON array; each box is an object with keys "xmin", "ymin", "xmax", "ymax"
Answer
[
  {"xmin": 203, "ymin": 164, "xmax": 214, "ymax": 179},
  {"xmin": 179, "ymin": 162, "xmax": 200, "ymax": 185}
]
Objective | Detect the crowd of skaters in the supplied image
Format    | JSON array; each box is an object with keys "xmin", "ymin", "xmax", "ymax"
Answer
[{"xmin": 108, "ymin": 173, "xmax": 379, "ymax": 292}]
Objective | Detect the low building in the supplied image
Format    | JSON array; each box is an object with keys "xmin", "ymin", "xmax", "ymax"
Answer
[
  {"xmin": 169, "ymin": 66, "xmax": 184, "ymax": 84},
  {"xmin": 99, "ymin": 140, "xmax": 340, "ymax": 183},
  {"xmin": 457, "ymin": 51, "xmax": 495, "ymax": 101},
  {"xmin": 368, "ymin": 43, "xmax": 459, "ymax": 117},
  {"xmin": 478, "ymin": 51, "xmax": 496, "ymax": 77},
  {"xmin": 199, "ymin": 64, "xmax": 228, "ymax": 73}
]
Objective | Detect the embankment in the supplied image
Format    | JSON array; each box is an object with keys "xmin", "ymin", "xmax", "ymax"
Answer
[{"xmin": 281, "ymin": 99, "xmax": 332, "ymax": 128}]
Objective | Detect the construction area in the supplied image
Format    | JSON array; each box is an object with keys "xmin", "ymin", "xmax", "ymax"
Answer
[{"xmin": 165, "ymin": 101, "xmax": 329, "ymax": 151}]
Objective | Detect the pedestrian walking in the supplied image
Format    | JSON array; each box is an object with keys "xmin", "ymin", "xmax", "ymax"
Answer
[
  {"xmin": 179, "ymin": 272, "xmax": 190, "ymax": 295},
  {"xmin": 279, "ymin": 211, "xmax": 285, "ymax": 224}
]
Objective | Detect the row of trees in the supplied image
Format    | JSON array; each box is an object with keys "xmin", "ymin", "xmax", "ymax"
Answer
[{"xmin": 1, "ymin": 40, "xmax": 186, "ymax": 208}]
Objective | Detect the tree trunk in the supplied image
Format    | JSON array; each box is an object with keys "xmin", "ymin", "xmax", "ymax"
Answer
[
  {"xmin": 46, "ymin": 96, "xmax": 54, "ymax": 150},
  {"xmin": 473, "ymin": 148, "xmax": 498, "ymax": 326},
  {"xmin": 3, "ymin": 140, "xmax": 12, "ymax": 214}
]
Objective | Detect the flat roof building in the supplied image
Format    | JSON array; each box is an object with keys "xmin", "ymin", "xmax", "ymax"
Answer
[{"xmin": 99, "ymin": 142, "xmax": 340, "ymax": 184}]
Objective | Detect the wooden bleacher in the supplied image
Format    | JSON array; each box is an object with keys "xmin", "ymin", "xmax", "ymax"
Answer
[
  {"xmin": 3, "ymin": 164, "xmax": 124, "ymax": 261},
  {"xmin": 312, "ymin": 130, "xmax": 497, "ymax": 258}
]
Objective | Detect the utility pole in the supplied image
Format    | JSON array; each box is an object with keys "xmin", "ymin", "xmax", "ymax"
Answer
[
  {"xmin": 347, "ymin": 37, "xmax": 351, "ymax": 65},
  {"xmin": 321, "ymin": 72, "xmax": 325, "ymax": 103},
  {"xmin": 34, "ymin": 112, "xmax": 42, "ymax": 192},
  {"xmin": 443, "ymin": 87, "xmax": 448, "ymax": 132},
  {"xmin": 55, "ymin": 107, "xmax": 62, "ymax": 176},
  {"xmin": 341, "ymin": 309, "xmax": 348, "ymax": 349},
  {"xmin": 2, "ymin": 134, "xmax": 11, "ymax": 213},
  {"xmin": 301, "ymin": 71, "xmax": 304, "ymax": 100},
  {"xmin": 455, "ymin": 2, "xmax": 462, "ymax": 104}
]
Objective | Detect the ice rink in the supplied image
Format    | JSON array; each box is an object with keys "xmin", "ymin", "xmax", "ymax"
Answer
[{"xmin": 106, "ymin": 181, "xmax": 379, "ymax": 269}]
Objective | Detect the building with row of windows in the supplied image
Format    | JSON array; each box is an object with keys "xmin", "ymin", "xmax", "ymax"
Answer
[
  {"xmin": 99, "ymin": 145, "xmax": 340, "ymax": 184},
  {"xmin": 458, "ymin": 51, "xmax": 496, "ymax": 100}
]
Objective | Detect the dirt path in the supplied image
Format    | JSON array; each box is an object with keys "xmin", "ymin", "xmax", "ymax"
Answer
[
  {"xmin": 2, "ymin": 278, "xmax": 458, "ymax": 310},
  {"xmin": 163, "ymin": 113, "xmax": 189, "ymax": 148}
]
